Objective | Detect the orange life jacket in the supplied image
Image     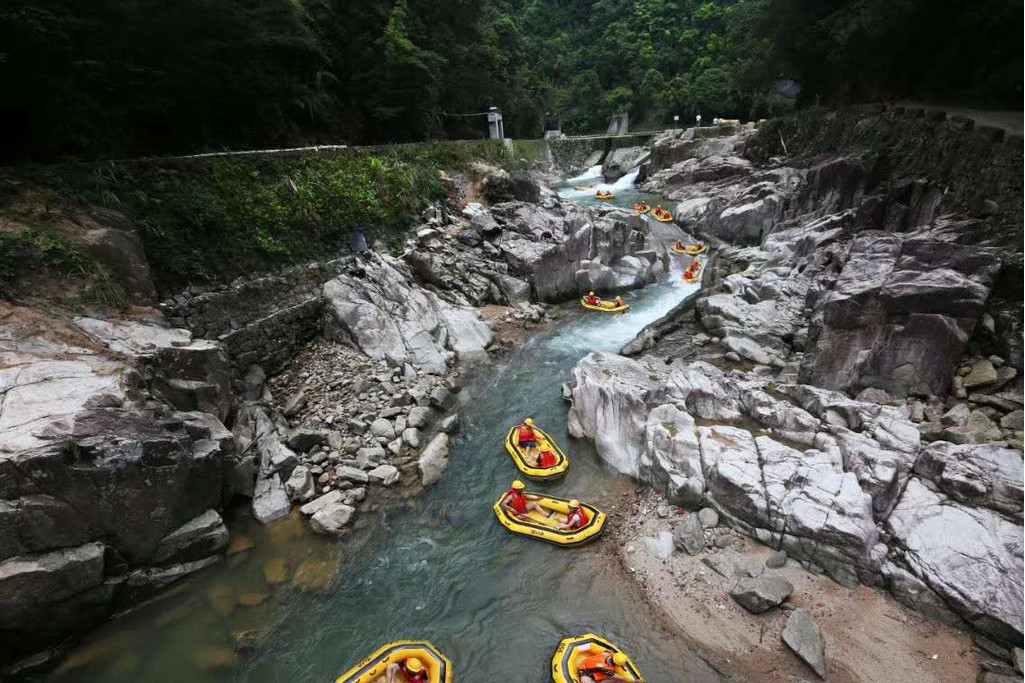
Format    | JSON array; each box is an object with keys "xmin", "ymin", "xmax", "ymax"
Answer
[
  {"xmin": 579, "ymin": 652, "xmax": 616, "ymax": 680},
  {"xmin": 538, "ymin": 451, "xmax": 557, "ymax": 468},
  {"xmin": 517, "ymin": 425, "xmax": 535, "ymax": 442}
]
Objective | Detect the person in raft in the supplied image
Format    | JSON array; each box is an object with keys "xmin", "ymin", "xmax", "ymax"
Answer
[
  {"xmin": 686, "ymin": 260, "xmax": 700, "ymax": 277},
  {"xmin": 555, "ymin": 499, "xmax": 589, "ymax": 530},
  {"xmin": 584, "ymin": 291, "xmax": 601, "ymax": 306},
  {"xmin": 613, "ymin": 295, "xmax": 626, "ymax": 308},
  {"xmin": 516, "ymin": 417, "xmax": 541, "ymax": 459},
  {"xmin": 578, "ymin": 651, "xmax": 641, "ymax": 683},
  {"xmin": 534, "ymin": 448, "xmax": 558, "ymax": 469},
  {"xmin": 501, "ymin": 480, "xmax": 549, "ymax": 521},
  {"xmin": 385, "ymin": 657, "xmax": 428, "ymax": 683}
]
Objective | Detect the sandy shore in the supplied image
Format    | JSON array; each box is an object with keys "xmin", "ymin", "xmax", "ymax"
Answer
[{"xmin": 607, "ymin": 488, "xmax": 979, "ymax": 683}]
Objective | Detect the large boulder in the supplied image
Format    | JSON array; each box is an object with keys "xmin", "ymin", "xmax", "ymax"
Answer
[
  {"xmin": 886, "ymin": 478, "xmax": 1023, "ymax": 642},
  {"xmin": 151, "ymin": 510, "xmax": 229, "ymax": 565},
  {"xmin": 801, "ymin": 234, "xmax": 1002, "ymax": 397},
  {"xmin": 730, "ymin": 573, "xmax": 794, "ymax": 613},
  {"xmin": 782, "ymin": 608, "xmax": 827, "ymax": 678},
  {"xmin": 419, "ymin": 433, "xmax": 451, "ymax": 486},
  {"xmin": 323, "ymin": 254, "xmax": 491, "ymax": 373},
  {"xmin": 601, "ymin": 146, "xmax": 649, "ymax": 181}
]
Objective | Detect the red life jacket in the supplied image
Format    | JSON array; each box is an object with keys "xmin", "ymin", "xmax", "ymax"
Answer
[
  {"xmin": 566, "ymin": 507, "xmax": 588, "ymax": 529},
  {"xmin": 517, "ymin": 425, "xmax": 535, "ymax": 442},
  {"xmin": 538, "ymin": 451, "xmax": 557, "ymax": 468},
  {"xmin": 507, "ymin": 490, "xmax": 528, "ymax": 514}
]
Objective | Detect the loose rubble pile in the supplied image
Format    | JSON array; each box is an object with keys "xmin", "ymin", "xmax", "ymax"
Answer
[{"xmin": 237, "ymin": 340, "xmax": 461, "ymax": 537}]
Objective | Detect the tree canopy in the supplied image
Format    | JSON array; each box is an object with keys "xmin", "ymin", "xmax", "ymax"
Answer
[{"xmin": 1, "ymin": 0, "xmax": 1019, "ymax": 161}]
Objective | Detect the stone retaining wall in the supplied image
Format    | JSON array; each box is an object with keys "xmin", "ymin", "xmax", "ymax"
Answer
[{"xmin": 161, "ymin": 260, "xmax": 349, "ymax": 374}]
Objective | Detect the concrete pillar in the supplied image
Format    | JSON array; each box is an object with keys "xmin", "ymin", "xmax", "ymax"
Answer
[{"xmin": 487, "ymin": 108, "xmax": 504, "ymax": 140}]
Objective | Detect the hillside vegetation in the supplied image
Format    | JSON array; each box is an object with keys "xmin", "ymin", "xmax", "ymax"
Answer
[{"xmin": 2, "ymin": 0, "xmax": 1020, "ymax": 161}]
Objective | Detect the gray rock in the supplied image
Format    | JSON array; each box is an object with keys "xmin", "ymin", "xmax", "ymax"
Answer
[
  {"xmin": 367, "ymin": 464, "xmax": 400, "ymax": 486},
  {"xmin": 284, "ymin": 466, "xmax": 316, "ymax": 502},
  {"xmin": 1013, "ymin": 648, "xmax": 1023, "ymax": 674},
  {"xmin": 438, "ymin": 413, "xmax": 460, "ymax": 433},
  {"xmin": 430, "ymin": 385, "xmax": 453, "ymax": 409},
  {"xmin": 419, "ymin": 433, "xmax": 451, "ymax": 486},
  {"xmin": 408, "ymin": 406, "xmax": 433, "ymax": 428},
  {"xmin": 151, "ymin": 510, "xmax": 229, "ymax": 564},
  {"xmin": 309, "ymin": 502, "xmax": 355, "ymax": 535},
  {"xmin": 887, "ymin": 478, "xmax": 1023, "ymax": 642},
  {"xmin": 697, "ymin": 507, "xmax": 720, "ymax": 528},
  {"xmin": 283, "ymin": 390, "xmax": 307, "ymax": 417},
  {"xmin": 243, "ymin": 364, "xmax": 266, "ymax": 400},
  {"xmin": 782, "ymin": 608, "xmax": 826, "ymax": 679},
  {"xmin": 335, "ymin": 465, "xmax": 369, "ymax": 484},
  {"xmin": 299, "ymin": 491, "xmax": 343, "ymax": 517},
  {"xmin": 402, "ymin": 427, "xmax": 421, "ymax": 448},
  {"xmin": 703, "ymin": 549, "xmax": 753, "ymax": 579},
  {"xmin": 999, "ymin": 409, "xmax": 1023, "ymax": 431},
  {"xmin": 252, "ymin": 475, "xmax": 290, "ymax": 524},
  {"xmin": 369, "ymin": 418, "xmax": 396, "ymax": 439},
  {"xmin": 730, "ymin": 573, "xmax": 794, "ymax": 613},
  {"xmin": 347, "ymin": 418, "xmax": 368, "ymax": 435},
  {"xmin": 286, "ymin": 428, "xmax": 328, "ymax": 453},
  {"xmin": 941, "ymin": 403, "xmax": 971, "ymax": 426},
  {"xmin": 673, "ymin": 516, "xmax": 706, "ymax": 555},
  {"xmin": 964, "ymin": 360, "xmax": 999, "ymax": 389},
  {"xmin": 766, "ymin": 550, "xmax": 788, "ymax": 569}
]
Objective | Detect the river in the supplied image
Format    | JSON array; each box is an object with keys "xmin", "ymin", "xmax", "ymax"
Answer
[{"xmin": 51, "ymin": 174, "xmax": 715, "ymax": 683}]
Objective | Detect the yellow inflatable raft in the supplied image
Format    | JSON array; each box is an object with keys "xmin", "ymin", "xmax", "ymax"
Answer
[
  {"xmin": 506, "ymin": 425, "xmax": 570, "ymax": 480},
  {"xmin": 493, "ymin": 493, "xmax": 606, "ymax": 547},
  {"xmin": 595, "ymin": 191, "xmax": 614, "ymax": 200},
  {"xmin": 575, "ymin": 184, "xmax": 595, "ymax": 191},
  {"xmin": 672, "ymin": 243, "xmax": 707, "ymax": 256},
  {"xmin": 651, "ymin": 208, "xmax": 674, "ymax": 222},
  {"xmin": 335, "ymin": 641, "xmax": 452, "ymax": 683},
  {"xmin": 683, "ymin": 262, "xmax": 702, "ymax": 284},
  {"xmin": 551, "ymin": 634, "xmax": 643, "ymax": 683},
  {"xmin": 633, "ymin": 203, "xmax": 651, "ymax": 215},
  {"xmin": 580, "ymin": 298, "xmax": 629, "ymax": 313}
]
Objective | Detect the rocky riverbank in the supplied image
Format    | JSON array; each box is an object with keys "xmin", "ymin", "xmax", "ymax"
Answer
[
  {"xmin": 569, "ymin": 109, "xmax": 1023, "ymax": 680},
  {"xmin": 0, "ymin": 165, "xmax": 661, "ymax": 674},
  {"xmin": 613, "ymin": 487, "xmax": 983, "ymax": 682}
]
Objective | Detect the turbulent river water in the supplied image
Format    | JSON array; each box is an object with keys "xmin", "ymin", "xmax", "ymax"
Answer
[{"xmin": 52, "ymin": 174, "xmax": 716, "ymax": 683}]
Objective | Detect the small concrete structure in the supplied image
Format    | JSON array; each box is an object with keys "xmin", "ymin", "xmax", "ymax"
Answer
[
  {"xmin": 607, "ymin": 112, "xmax": 629, "ymax": 134},
  {"xmin": 487, "ymin": 107, "xmax": 505, "ymax": 140}
]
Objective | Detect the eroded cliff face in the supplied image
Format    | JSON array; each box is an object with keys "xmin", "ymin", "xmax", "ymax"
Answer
[{"xmin": 572, "ymin": 108, "xmax": 1023, "ymax": 649}]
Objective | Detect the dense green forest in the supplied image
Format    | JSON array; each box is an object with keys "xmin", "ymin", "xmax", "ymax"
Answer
[{"xmin": 1, "ymin": 0, "xmax": 1020, "ymax": 161}]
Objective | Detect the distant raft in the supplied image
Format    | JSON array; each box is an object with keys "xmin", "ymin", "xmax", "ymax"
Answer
[
  {"xmin": 575, "ymin": 184, "xmax": 596, "ymax": 191},
  {"xmin": 672, "ymin": 242, "xmax": 707, "ymax": 255},
  {"xmin": 633, "ymin": 202, "xmax": 651, "ymax": 215},
  {"xmin": 336, "ymin": 641, "xmax": 453, "ymax": 683},
  {"xmin": 651, "ymin": 206, "xmax": 674, "ymax": 222},
  {"xmin": 551, "ymin": 634, "xmax": 643, "ymax": 683},
  {"xmin": 683, "ymin": 261, "xmax": 702, "ymax": 283},
  {"xmin": 595, "ymin": 190, "xmax": 615, "ymax": 200},
  {"xmin": 493, "ymin": 492, "xmax": 606, "ymax": 547},
  {"xmin": 506, "ymin": 425, "xmax": 570, "ymax": 480},
  {"xmin": 580, "ymin": 298, "xmax": 629, "ymax": 313}
]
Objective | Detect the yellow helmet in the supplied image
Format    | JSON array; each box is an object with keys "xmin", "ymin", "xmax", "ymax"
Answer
[
  {"xmin": 405, "ymin": 658, "xmax": 424, "ymax": 673},
  {"xmin": 569, "ymin": 499, "xmax": 581, "ymax": 508},
  {"xmin": 588, "ymin": 291, "xmax": 595, "ymax": 296},
  {"xmin": 511, "ymin": 480, "xmax": 525, "ymax": 490},
  {"xmin": 612, "ymin": 652, "xmax": 628, "ymax": 666},
  {"xmin": 524, "ymin": 417, "xmax": 534, "ymax": 426}
]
